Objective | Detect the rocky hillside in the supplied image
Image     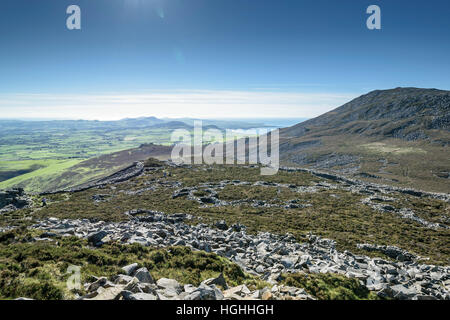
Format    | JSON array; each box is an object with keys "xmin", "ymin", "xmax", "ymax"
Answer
[
  {"xmin": 1, "ymin": 160, "xmax": 448, "ymax": 300},
  {"xmin": 1, "ymin": 143, "xmax": 171, "ymax": 194},
  {"xmin": 281, "ymin": 87, "xmax": 450, "ymax": 142},
  {"xmin": 279, "ymin": 88, "xmax": 450, "ymax": 193}
]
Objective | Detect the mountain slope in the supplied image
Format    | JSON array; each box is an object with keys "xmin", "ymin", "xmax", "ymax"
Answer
[
  {"xmin": 279, "ymin": 88, "xmax": 450, "ymax": 193},
  {"xmin": 282, "ymin": 87, "xmax": 449, "ymax": 142},
  {"xmin": 0, "ymin": 144, "xmax": 171, "ymax": 193}
]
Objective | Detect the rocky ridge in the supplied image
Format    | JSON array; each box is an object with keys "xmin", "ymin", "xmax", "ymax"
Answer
[{"xmin": 280, "ymin": 87, "xmax": 450, "ymax": 142}]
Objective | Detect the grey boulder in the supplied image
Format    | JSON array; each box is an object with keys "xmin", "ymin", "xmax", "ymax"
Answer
[{"xmin": 134, "ymin": 267, "xmax": 154, "ymax": 284}]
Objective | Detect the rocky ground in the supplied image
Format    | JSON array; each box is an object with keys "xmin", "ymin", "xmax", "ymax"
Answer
[
  {"xmin": 279, "ymin": 166, "xmax": 450, "ymax": 230},
  {"xmin": 28, "ymin": 211, "xmax": 449, "ymax": 300},
  {"xmin": 2, "ymin": 160, "xmax": 449, "ymax": 300},
  {"xmin": 279, "ymin": 88, "xmax": 450, "ymax": 193},
  {"xmin": 0, "ymin": 188, "xmax": 30, "ymax": 214},
  {"xmin": 75, "ymin": 266, "xmax": 315, "ymax": 301},
  {"xmin": 171, "ymin": 165, "xmax": 449, "ymax": 230}
]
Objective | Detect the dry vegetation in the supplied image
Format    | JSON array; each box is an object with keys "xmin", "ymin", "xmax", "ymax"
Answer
[{"xmin": 3, "ymin": 163, "xmax": 448, "ymax": 265}]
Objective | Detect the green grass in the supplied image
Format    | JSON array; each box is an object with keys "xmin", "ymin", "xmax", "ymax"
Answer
[
  {"xmin": 282, "ymin": 135, "xmax": 450, "ymax": 193},
  {"xmin": 281, "ymin": 273, "xmax": 380, "ymax": 300},
  {"xmin": 0, "ymin": 228, "xmax": 265, "ymax": 300},
  {"xmin": 0, "ymin": 128, "xmax": 173, "ymax": 162},
  {"xmin": 1, "ymin": 162, "xmax": 447, "ymax": 299},
  {"xmin": 0, "ymin": 124, "xmax": 177, "ymax": 192},
  {"xmin": 0, "ymin": 159, "xmax": 82, "ymax": 191},
  {"xmin": 0, "ymin": 145, "xmax": 171, "ymax": 193},
  {"xmin": 0, "ymin": 228, "xmax": 382, "ymax": 300},
  {"xmin": 11, "ymin": 163, "xmax": 447, "ymax": 265}
]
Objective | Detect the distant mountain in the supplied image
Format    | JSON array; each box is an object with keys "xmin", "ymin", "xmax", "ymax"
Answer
[
  {"xmin": 150, "ymin": 121, "xmax": 193, "ymax": 129},
  {"xmin": 0, "ymin": 117, "xmax": 165, "ymax": 132},
  {"xmin": 117, "ymin": 116, "xmax": 165, "ymax": 127},
  {"xmin": 166, "ymin": 118, "xmax": 274, "ymax": 130},
  {"xmin": 0, "ymin": 116, "xmax": 273, "ymax": 131},
  {"xmin": 281, "ymin": 87, "xmax": 449, "ymax": 143},
  {"xmin": 279, "ymin": 88, "xmax": 450, "ymax": 193}
]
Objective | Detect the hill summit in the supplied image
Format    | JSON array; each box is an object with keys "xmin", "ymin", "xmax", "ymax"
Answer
[
  {"xmin": 282, "ymin": 87, "xmax": 449, "ymax": 143},
  {"xmin": 279, "ymin": 87, "xmax": 450, "ymax": 192}
]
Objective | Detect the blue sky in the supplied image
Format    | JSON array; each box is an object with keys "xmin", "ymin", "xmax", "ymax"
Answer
[{"xmin": 0, "ymin": 0, "xmax": 449, "ymax": 119}]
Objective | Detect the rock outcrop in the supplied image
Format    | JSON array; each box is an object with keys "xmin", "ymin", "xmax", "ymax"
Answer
[
  {"xmin": 31, "ymin": 214, "xmax": 450, "ymax": 300},
  {"xmin": 0, "ymin": 188, "xmax": 30, "ymax": 213},
  {"xmin": 78, "ymin": 267, "xmax": 315, "ymax": 301}
]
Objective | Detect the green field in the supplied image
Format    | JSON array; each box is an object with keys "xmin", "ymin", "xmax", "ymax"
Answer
[
  {"xmin": 0, "ymin": 125, "xmax": 173, "ymax": 193},
  {"xmin": 0, "ymin": 160, "xmax": 83, "ymax": 191},
  {"xmin": 0, "ymin": 118, "xmax": 262, "ymax": 193}
]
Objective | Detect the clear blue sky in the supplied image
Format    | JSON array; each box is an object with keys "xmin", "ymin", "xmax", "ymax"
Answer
[{"xmin": 0, "ymin": 0, "xmax": 449, "ymax": 119}]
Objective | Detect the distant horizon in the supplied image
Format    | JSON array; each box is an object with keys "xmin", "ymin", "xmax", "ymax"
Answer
[
  {"xmin": 0, "ymin": 115, "xmax": 309, "ymax": 125},
  {"xmin": 1, "ymin": 86, "xmax": 447, "ymax": 122},
  {"xmin": 0, "ymin": 89, "xmax": 357, "ymax": 120},
  {"xmin": 1, "ymin": 1, "xmax": 449, "ymax": 120}
]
